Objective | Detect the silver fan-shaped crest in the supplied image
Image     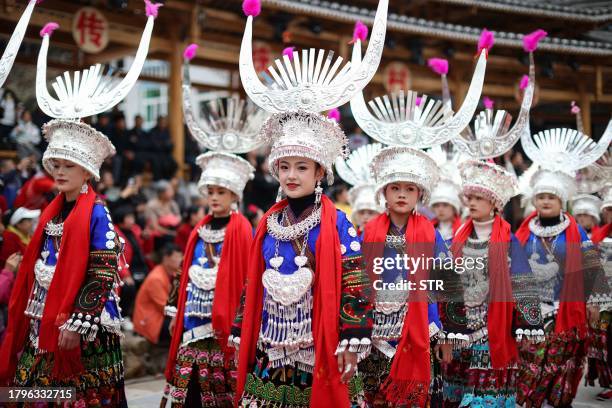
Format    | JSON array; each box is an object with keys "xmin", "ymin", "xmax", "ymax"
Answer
[
  {"xmin": 0, "ymin": 0, "xmax": 38, "ymax": 88},
  {"xmin": 239, "ymin": 0, "xmax": 388, "ymax": 114},
  {"xmin": 575, "ymin": 147, "xmax": 612, "ymax": 194},
  {"xmin": 183, "ymin": 61, "xmax": 266, "ymax": 153},
  {"xmin": 522, "ymin": 121, "xmax": 612, "ymax": 175},
  {"xmin": 350, "ymin": 49, "xmax": 487, "ymax": 149},
  {"xmin": 36, "ymin": 8, "xmax": 156, "ymax": 119},
  {"xmin": 335, "ymin": 143, "xmax": 383, "ymax": 187}
]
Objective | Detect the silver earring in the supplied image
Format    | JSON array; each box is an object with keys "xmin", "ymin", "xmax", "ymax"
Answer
[
  {"xmin": 275, "ymin": 186, "xmax": 283, "ymax": 203},
  {"xmin": 231, "ymin": 202, "xmax": 238, "ymax": 212},
  {"xmin": 489, "ymin": 209, "xmax": 495, "ymax": 218},
  {"xmin": 80, "ymin": 183, "xmax": 89, "ymax": 194},
  {"xmin": 315, "ymin": 180, "xmax": 323, "ymax": 205}
]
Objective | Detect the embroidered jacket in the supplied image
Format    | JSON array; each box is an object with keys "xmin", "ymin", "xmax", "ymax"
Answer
[
  {"xmin": 523, "ymin": 224, "xmax": 611, "ymax": 321},
  {"xmin": 26, "ymin": 201, "xmax": 123, "ymax": 344},
  {"xmin": 166, "ymin": 238, "xmax": 223, "ymax": 345},
  {"xmin": 231, "ymin": 208, "xmax": 373, "ymax": 370},
  {"xmin": 437, "ymin": 232, "xmax": 543, "ymax": 344}
]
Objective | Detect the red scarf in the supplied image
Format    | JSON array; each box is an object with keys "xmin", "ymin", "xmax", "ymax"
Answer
[
  {"xmin": 165, "ymin": 212, "xmax": 252, "ymax": 381},
  {"xmin": 516, "ymin": 212, "xmax": 587, "ymax": 336},
  {"xmin": 432, "ymin": 215, "xmax": 462, "ymax": 236},
  {"xmin": 592, "ymin": 223, "xmax": 612, "ymax": 245},
  {"xmin": 0, "ymin": 186, "xmax": 96, "ymax": 383},
  {"xmin": 451, "ymin": 215, "xmax": 518, "ymax": 369},
  {"xmin": 236, "ymin": 196, "xmax": 348, "ymax": 407},
  {"xmin": 363, "ymin": 212, "xmax": 434, "ymax": 406}
]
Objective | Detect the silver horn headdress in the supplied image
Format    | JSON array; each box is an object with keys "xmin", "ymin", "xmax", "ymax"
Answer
[
  {"xmin": 239, "ymin": 1, "xmax": 388, "ymax": 185},
  {"xmin": 451, "ymin": 30, "xmax": 544, "ymax": 159},
  {"xmin": 522, "ymin": 120, "xmax": 612, "ymax": 205},
  {"xmin": 335, "ymin": 143, "xmax": 384, "ymax": 218},
  {"xmin": 240, "ymin": 0, "xmax": 388, "ymax": 114},
  {"xmin": 38, "ymin": 0, "xmax": 159, "ymax": 180},
  {"xmin": 0, "ymin": 0, "xmax": 41, "ymax": 88},
  {"xmin": 183, "ymin": 44, "xmax": 257, "ymax": 199},
  {"xmin": 37, "ymin": 1, "xmax": 159, "ymax": 119},
  {"xmin": 349, "ymin": 42, "xmax": 487, "ymax": 149}
]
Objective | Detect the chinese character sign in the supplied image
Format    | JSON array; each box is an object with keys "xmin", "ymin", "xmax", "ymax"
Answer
[
  {"xmin": 383, "ymin": 62, "xmax": 411, "ymax": 94},
  {"xmin": 72, "ymin": 7, "xmax": 109, "ymax": 53}
]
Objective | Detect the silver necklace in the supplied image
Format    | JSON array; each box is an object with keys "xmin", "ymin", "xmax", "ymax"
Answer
[
  {"xmin": 267, "ymin": 206, "xmax": 321, "ymax": 241},
  {"xmin": 529, "ymin": 214, "xmax": 570, "ymax": 238},
  {"xmin": 44, "ymin": 220, "xmax": 64, "ymax": 237},
  {"xmin": 198, "ymin": 225, "xmax": 226, "ymax": 243}
]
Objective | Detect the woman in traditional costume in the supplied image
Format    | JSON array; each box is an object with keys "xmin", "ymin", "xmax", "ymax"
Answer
[
  {"xmin": 359, "ymin": 146, "xmax": 449, "ymax": 407},
  {"xmin": 0, "ymin": 3, "xmax": 158, "ymax": 404},
  {"xmin": 590, "ymin": 184, "xmax": 612, "ymax": 400},
  {"xmin": 231, "ymin": 0, "xmax": 390, "ymax": 404},
  {"xmin": 162, "ymin": 43, "xmax": 265, "ymax": 407},
  {"xmin": 162, "ymin": 151, "xmax": 255, "ymax": 407},
  {"xmin": 438, "ymin": 160, "xmax": 543, "ymax": 407},
  {"xmin": 515, "ymin": 122, "xmax": 612, "ymax": 408},
  {"xmin": 348, "ymin": 26, "xmax": 492, "ymax": 408}
]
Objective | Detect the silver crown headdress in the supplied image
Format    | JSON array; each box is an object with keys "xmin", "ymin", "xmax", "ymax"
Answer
[
  {"xmin": 0, "ymin": 0, "xmax": 40, "ymax": 88},
  {"xmin": 349, "ymin": 49, "xmax": 487, "ymax": 149},
  {"xmin": 195, "ymin": 152, "xmax": 255, "ymax": 201},
  {"xmin": 521, "ymin": 121, "xmax": 612, "ymax": 204},
  {"xmin": 239, "ymin": 1, "xmax": 388, "ymax": 184},
  {"xmin": 335, "ymin": 143, "xmax": 384, "ymax": 215},
  {"xmin": 182, "ymin": 44, "xmax": 259, "ymax": 198},
  {"xmin": 38, "ymin": 0, "xmax": 159, "ymax": 180},
  {"xmin": 571, "ymin": 194, "xmax": 603, "ymax": 223},
  {"xmin": 370, "ymin": 146, "xmax": 440, "ymax": 204},
  {"xmin": 459, "ymin": 160, "xmax": 519, "ymax": 211}
]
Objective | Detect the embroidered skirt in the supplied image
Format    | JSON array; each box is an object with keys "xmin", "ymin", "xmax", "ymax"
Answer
[
  {"xmin": 358, "ymin": 347, "xmax": 443, "ymax": 408},
  {"xmin": 516, "ymin": 328, "xmax": 586, "ymax": 408},
  {"xmin": 586, "ymin": 310, "xmax": 612, "ymax": 389},
  {"xmin": 14, "ymin": 330, "xmax": 125, "ymax": 407},
  {"xmin": 442, "ymin": 343, "xmax": 517, "ymax": 408},
  {"xmin": 166, "ymin": 338, "xmax": 236, "ymax": 407},
  {"xmin": 239, "ymin": 350, "xmax": 366, "ymax": 407}
]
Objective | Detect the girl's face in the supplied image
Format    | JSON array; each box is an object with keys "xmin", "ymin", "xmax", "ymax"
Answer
[
  {"xmin": 384, "ymin": 182, "xmax": 420, "ymax": 215},
  {"xmin": 465, "ymin": 193, "xmax": 495, "ymax": 221},
  {"xmin": 278, "ymin": 157, "xmax": 324, "ymax": 199},
  {"xmin": 49, "ymin": 159, "xmax": 91, "ymax": 195},
  {"xmin": 534, "ymin": 193, "xmax": 562, "ymax": 218},
  {"xmin": 432, "ymin": 202, "xmax": 456, "ymax": 222},
  {"xmin": 575, "ymin": 213, "xmax": 596, "ymax": 231},
  {"xmin": 356, "ymin": 209, "xmax": 379, "ymax": 227},
  {"xmin": 16, "ymin": 219, "xmax": 34, "ymax": 235},
  {"xmin": 207, "ymin": 185, "xmax": 236, "ymax": 217}
]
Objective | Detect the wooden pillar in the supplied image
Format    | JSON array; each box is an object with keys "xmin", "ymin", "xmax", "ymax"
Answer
[
  {"xmin": 168, "ymin": 31, "xmax": 185, "ymax": 177},
  {"xmin": 578, "ymin": 83, "xmax": 591, "ymax": 136}
]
